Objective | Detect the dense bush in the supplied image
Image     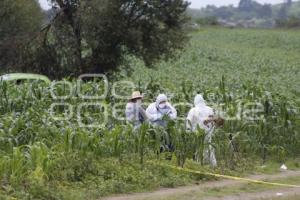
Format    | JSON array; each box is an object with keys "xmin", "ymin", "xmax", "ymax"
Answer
[
  {"xmin": 195, "ymin": 17, "xmax": 219, "ymax": 26},
  {"xmin": 276, "ymin": 16, "xmax": 300, "ymax": 28}
]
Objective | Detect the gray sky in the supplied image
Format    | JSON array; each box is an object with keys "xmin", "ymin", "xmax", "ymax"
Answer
[{"xmin": 39, "ymin": 0, "xmax": 286, "ymax": 10}]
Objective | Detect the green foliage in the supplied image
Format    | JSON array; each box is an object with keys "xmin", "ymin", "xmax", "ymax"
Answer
[
  {"xmin": 0, "ymin": 0, "xmax": 43, "ymax": 39},
  {"xmin": 0, "ymin": 0, "xmax": 43, "ymax": 68},
  {"xmin": 18, "ymin": 0, "xmax": 190, "ymax": 78},
  {"xmin": 195, "ymin": 17, "xmax": 219, "ymax": 26},
  {"xmin": 0, "ymin": 28, "xmax": 299, "ymax": 198},
  {"xmin": 276, "ymin": 16, "xmax": 300, "ymax": 28}
]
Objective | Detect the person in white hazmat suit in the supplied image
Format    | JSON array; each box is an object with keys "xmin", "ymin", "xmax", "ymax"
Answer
[
  {"xmin": 125, "ymin": 91, "xmax": 148, "ymax": 129},
  {"xmin": 146, "ymin": 94, "xmax": 177, "ymax": 127},
  {"xmin": 146, "ymin": 94, "xmax": 177, "ymax": 155},
  {"xmin": 186, "ymin": 94, "xmax": 219, "ymax": 168}
]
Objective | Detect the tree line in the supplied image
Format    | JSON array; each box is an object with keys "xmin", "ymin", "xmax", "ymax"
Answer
[{"xmin": 188, "ymin": 0, "xmax": 300, "ymax": 28}]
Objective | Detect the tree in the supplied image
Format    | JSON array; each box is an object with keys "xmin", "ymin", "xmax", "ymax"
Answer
[
  {"xmin": 286, "ymin": 0, "xmax": 292, "ymax": 7},
  {"xmin": 278, "ymin": 4, "xmax": 288, "ymax": 19},
  {"xmin": 0, "ymin": 0, "xmax": 43, "ymax": 70},
  {"xmin": 20, "ymin": 0, "xmax": 190, "ymax": 79},
  {"xmin": 257, "ymin": 4, "xmax": 272, "ymax": 18},
  {"xmin": 215, "ymin": 6, "xmax": 234, "ymax": 19},
  {"xmin": 238, "ymin": 0, "xmax": 254, "ymax": 12}
]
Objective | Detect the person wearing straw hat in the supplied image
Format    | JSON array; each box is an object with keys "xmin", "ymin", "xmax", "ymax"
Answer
[{"xmin": 125, "ymin": 91, "xmax": 148, "ymax": 129}]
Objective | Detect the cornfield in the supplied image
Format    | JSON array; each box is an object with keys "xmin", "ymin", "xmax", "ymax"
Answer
[{"xmin": 0, "ymin": 28, "xmax": 299, "ymax": 199}]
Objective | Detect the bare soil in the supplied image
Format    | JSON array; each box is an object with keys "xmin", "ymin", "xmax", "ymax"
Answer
[{"xmin": 102, "ymin": 170, "xmax": 300, "ymax": 200}]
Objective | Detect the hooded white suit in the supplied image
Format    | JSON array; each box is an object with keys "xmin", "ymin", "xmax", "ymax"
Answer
[
  {"xmin": 146, "ymin": 94, "xmax": 177, "ymax": 127},
  {"xmin": 187, "ymin": 94, "xmax": 217, "ymax": 167}
]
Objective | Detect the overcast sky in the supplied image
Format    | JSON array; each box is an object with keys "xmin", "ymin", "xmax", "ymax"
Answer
[{"xmin": 39, "ymin": 0, "xmax": 286, "ymax": 10}]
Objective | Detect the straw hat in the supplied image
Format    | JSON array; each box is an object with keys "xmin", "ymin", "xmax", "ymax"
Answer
[{"xmin": 130, "ymin": 91, "xmax": 143, "ymax": 100}]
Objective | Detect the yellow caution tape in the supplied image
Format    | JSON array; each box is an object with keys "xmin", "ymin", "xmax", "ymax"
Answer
[{"xmin": 148, "ymin": 161, "xmax": 300, "ymax": 188}]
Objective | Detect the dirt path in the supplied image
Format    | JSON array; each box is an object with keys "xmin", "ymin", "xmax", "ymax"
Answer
[{"xmin": 102, "ymin": 170, "xmax": 300, "ymax": 200}]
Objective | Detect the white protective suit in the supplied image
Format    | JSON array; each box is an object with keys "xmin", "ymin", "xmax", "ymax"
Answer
[
  {"xmin": 186, "ymin": 94, "xmax": 217, "ymax": 167},
  {"xmin": 146, "ymin": 94, "xmax": 177, "ymax": 127},
  {"xmin": 125, "ymin": 102, "xmax": 148, "ymax": 129}
]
